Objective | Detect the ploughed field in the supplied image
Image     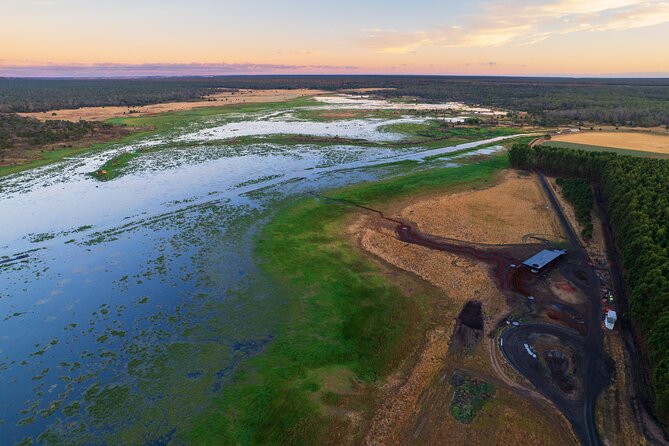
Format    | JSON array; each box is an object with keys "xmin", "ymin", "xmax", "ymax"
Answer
[{"xmin": 0, "ymin": 94, "xmax": 528, "ymax": 445}]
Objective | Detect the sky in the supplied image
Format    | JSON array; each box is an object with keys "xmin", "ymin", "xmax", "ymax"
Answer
[{"xmin": 1, "ymin": 0, "xmax": 669, "ymax": 77}]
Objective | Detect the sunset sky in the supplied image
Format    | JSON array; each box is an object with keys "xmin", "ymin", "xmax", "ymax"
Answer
[{"xmin": 2, "ymin": 0, "xmax": 669, "ymax": 77}]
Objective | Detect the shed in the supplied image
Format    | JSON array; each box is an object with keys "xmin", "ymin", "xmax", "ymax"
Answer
[{"xmin": 522, "ymin": 249, "xmax": 567, "ymax": 272}]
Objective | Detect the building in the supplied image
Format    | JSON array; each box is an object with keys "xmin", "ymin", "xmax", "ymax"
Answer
[
  {"xmin": 605, "ymin": 310, "xmax": 617, "ymax": 330},
  {"xmin": 522, "ymin": 249, "xmax": 567, "ymax": 272}
]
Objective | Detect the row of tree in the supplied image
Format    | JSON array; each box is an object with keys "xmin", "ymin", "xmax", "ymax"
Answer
[
  {"xmin": 2, "ymin": 76, "xmax": 668, "ymax": 127},
  {"xmin": 555, "ymin": 177, "xmax": 594, "ymax": 239},
  {"xmin": 509, "ymin": 143, "xmax": 669, "ymax": 420}
]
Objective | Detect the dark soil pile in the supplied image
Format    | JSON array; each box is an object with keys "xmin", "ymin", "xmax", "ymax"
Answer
[
  {"xmin": 450, "ymin": 301, "xmax": 484, "ymax": 351},
  {"xmin": 543, "ymin": 350, "xmax": 577, "ymax": 395}
]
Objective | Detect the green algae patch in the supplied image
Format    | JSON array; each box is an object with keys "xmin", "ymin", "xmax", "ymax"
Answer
[{"xmin": 184, "ymin": 154, "xmax": 509, "ymax": 445}]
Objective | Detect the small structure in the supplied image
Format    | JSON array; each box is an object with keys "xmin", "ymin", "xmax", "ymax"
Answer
[
  {"xmin": 605, "ymin": 310, "xmax": 617, "ymax": 330},
  {"xmin": 522, "ymin": 249, "xmax": 567, "ymax": 273}
]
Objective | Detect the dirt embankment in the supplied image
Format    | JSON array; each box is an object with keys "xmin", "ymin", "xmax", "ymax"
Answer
[
  {"xmin": 19, "ymin": 89, "xmax": 325, "ymax": 122},
  {"xmin": 552, "ymin": 131, "xmax": 669, "ymax": 154},
  {"xmin": 350, "ymin": 171, "xmax": 576, "ymax": 445}
]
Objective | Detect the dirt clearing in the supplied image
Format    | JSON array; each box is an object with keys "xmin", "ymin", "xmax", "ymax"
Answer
[
  {"xmin": 19, "ymin": 89, "xmax": 325, "ymax": 122},
  {"xmin": 552, "ymin": 131, "xmax": 669, "ymax": 154}
]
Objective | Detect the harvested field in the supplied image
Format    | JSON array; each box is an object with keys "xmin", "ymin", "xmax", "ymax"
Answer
[
  {"xmin": 551, "ymin": 131, "xmax": 669, "ymax": 154},
  {"xmin": 396, "ymin": 170, "xmax": 564, "ymax": 245},
  {"xmin": 19, "ymin": 89, "xmax": 325, "ymax": 122}
]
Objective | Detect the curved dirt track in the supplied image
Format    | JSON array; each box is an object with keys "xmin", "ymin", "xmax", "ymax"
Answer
[{"xmin": 387, "ymin": 171, "xmax": 610, "ymax": 445}]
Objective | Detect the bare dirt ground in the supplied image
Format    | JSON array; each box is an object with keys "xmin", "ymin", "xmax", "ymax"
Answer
[
  {"xmin": 349, "ymin": 171, "xmax": 577, "ymax": 445},
  {"xmin": 552, "ymin": 131, "xmax": 669, "ymax": 154},
  {"xmin": 19, "ymin": 89, "xmax": 325, "ymax": 122}
]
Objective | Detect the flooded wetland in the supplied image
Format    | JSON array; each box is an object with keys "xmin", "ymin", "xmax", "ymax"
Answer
[{"xmin": 0, "ymin": 95, "xmax": 528, "ymax": 444}]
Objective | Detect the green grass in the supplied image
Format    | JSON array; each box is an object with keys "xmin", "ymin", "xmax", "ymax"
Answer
[
  {"xmin": 90, "ymin": 152, "xmax": 141, "ymax": 181},
  {"xmin": 108, "ymin": 95, "xmax": 319, "ymax": 129},
  {"xmin": 543, "ymin": 141, "xmax": 669, "ymax": 158},
  {"xmin": 382, "ymin": 120, "xmax": 520, "ymax": 143},
  {"xmin": 291, "ymin": 108, "xmax": 407, "ymax": 122},
  {"xmin": 184, "ymin": 153, "xmax": 509, "ymax": 445},
  {"xmin": 449, "ymin": 372, "xmax": 494, "ymax": 423}
]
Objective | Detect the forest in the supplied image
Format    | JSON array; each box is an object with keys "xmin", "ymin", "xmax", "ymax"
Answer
[
  {"xmin": 0, "ymin": 113, "xmax": 113, "ymax": 150},
  {"xmin": 509, "ymin": 143, "xmax": 669, "ymax": 421},
  {"xmin": 1, "ymin": 76, "xmax": 668, "ymax": 127}
]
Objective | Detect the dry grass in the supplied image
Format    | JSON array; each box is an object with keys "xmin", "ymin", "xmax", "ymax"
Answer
[
  {"xmin": 397, "ymin": 170, "xmax": 564, "ymax": 245},
  {"xmin": 318, "ymin": 111, "xmax": 364, "ymax": 119},
  {"xmin": 350, "ymin": 171, "xmax": 577, "ymax": 445},
  {"xmin": 552, "ymin": 131, "xmax": 669, "ymax": 153},
  {"xmin": 597, "ymin": 333, "xmax": 649, "ymax": 446},
  {"xmin": 19, "ymin": 89, "xmax": 325, "ymax": 122}
]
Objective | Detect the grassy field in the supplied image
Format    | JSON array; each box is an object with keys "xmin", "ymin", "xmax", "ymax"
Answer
[
  {"xmin": 184, "ymin": 154, "xmax": 510, "ymax": 445},
  {"xmin": 543, "ymin": 141, "xmax": 669, "ymax": 158},
  {"xmin": 382, "ymin": 120, "xmax": 520, "ymax": 143}
]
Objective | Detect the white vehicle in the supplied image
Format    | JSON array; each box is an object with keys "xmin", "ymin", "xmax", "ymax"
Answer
[
  {"xmin": 524, "ymin": 343, "xmax": 537, "ymax": 358},
  {"xmin": 605, "ymin": 310, "xmax": 617, "ymax": 330}
]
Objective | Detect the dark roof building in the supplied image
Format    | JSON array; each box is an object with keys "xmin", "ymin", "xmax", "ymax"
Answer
[{"xmin": 522, "ymin": 249, "xmax": 567, "ymax": 272}]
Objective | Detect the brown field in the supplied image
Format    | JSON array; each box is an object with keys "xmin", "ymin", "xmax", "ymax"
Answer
[
  {"xmin": 349, "ymin": 171, "xmax": 577, "ymax": 445},
  {"xmin": 397, "ymin": 170, "xmax": 564, "ymax": 244},
  {"xmin": 19, "ymin": 89, "xmax": 325, "ymax": 122},
  {"xmin": 552, "ymin": 131, "xmax": 669, "ymax": 153}
]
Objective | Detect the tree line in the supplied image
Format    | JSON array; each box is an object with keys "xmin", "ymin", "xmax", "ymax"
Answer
[
  {"xmin": 556, "ymin": 177, "xmax": 593, "ymax": 239},
  {"xmin": 2, "ymin": 76, "xmax": 668, "ymax": 127},
  {"xmin": 0, "ymin": 113, "xmax": 112, "ymax": 150},
  {"xmin": 509, "ymin": 143, "xmax": 669, "ymax": 421}
]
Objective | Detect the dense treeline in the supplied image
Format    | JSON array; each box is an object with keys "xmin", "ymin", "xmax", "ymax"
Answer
[
  {"xmin": 1, "ymin": 76, "xmax": 668, "ymax": 126},
  {"xmin": 0, "ymin": 113, "xmax": 112, "ymax": 149},
  {"xmin": 556, "ymin": 177, "xmax": 594, "ymax": 239},
  {"xmin": 509, "ymin": 143, "xmax": 669, "ymax": 420}
]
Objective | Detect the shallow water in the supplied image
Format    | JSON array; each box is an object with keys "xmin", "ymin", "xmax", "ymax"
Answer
[{"xmin": 0, "ymin": 96, "xmax": 525, "ymax": 444}]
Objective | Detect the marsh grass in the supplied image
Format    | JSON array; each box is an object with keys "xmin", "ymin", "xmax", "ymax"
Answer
[{"xmin": 185, "ymin": 153, "xmax": 510, "ymax": 445}]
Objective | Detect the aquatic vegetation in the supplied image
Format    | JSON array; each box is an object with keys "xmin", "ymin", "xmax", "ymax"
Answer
[
  {"xmin": 184, "ymin": 154, "xmax": 509, "ymax": 444},
  {"xmin": 0, "ymin": 93, "xmax": 521, "ymax": 445}
]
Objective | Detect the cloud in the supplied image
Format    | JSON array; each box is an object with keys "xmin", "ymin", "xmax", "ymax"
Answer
[
  {"xmin": 0, "ymin": 62, "xmax": 359, "ymax": 78},
  {"xmin": 359, "ymin": 0, "xmax": 669, "ymax": 52}
]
